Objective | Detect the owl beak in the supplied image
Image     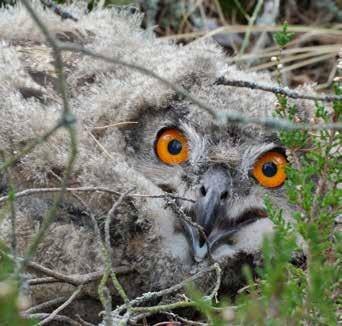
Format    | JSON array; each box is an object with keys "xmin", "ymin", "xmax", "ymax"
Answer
[
  {"xmin": 195, "ymin": 166, "xmax": 232, "ymax": 236},
  {"xmin": 183, "ymin": 166, "xmax": 232, "ymax": 262},
  {"xmin": 195, "ymin": 188, "xmax": 224, "ymax": 236}
]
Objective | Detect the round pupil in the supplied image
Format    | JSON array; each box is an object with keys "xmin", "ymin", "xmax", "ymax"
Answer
[
  {"xmin": 167, "ymin": 139, "xmax": 182, "ymax": 155},
  {"xmin": 262, "ymin": 162, "xmax": 277, "ymax": 177}
]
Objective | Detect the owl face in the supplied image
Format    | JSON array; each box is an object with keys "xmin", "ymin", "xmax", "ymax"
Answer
[{"xmin": 124, "ymin": 105, "xmax": 290, "ymax": 262}]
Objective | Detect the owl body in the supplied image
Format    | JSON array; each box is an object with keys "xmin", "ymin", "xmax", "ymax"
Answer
[{"xmin": 0, "ymin": 3, "xmax": 311, "ymax": 322}]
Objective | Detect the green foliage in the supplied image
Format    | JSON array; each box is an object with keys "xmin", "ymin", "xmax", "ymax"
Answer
[
  {"xmin": 274, "ymin": 21, "xmax": 295, "ymax": 48},
  {"xmin": 187, "ymin": 284, "xmax": 226, "ymax": 326},
  {"xmin": 189, "ymin": 25, "xmax": 341, "ymax": 325},
  {"xmin": 0, "ymin": 244, "xmax": 36, "ymax": 326}
]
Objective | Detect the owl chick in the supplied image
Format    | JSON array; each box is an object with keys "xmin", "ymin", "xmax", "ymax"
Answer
[{"xmin": 0, "ymin": 2, "xmax": 311, "ymax": 323}]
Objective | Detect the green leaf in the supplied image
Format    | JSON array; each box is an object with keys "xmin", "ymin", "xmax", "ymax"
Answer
[{"xmin": 274, "ymin": 21, "xmax": 295, "ymax": 48}]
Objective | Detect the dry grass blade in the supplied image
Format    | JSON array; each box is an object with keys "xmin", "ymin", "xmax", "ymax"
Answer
[
  {"xmin": 274, "ymin": 53, "xmax": 337, "ymax": 75},
  {"xmin": 250, "ymin": 49, "xmax": 339, "ymax": 72},
  {"xmin": 92, "ymin": 121, "xmax": 138, "ymax": 130},
  {"xmin": 162, "ymin": 25, "xmax": 342, "ymax": 41},
  {"xmin": 228, "ymin": 45, "xmax": 341, "ymax": 63},
  {"xmin": 239, "ymin": 0, "xmax": 264, "ymax": 56}
]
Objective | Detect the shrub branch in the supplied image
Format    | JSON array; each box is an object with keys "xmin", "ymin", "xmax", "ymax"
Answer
[{"xmin": 215, "ymin": 77, "xmax": 342, "ymax": 102}]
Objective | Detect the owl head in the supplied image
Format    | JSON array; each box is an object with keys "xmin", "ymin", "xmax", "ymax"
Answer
[{"xmin": 121, "ymin": 94, "xmax": 292, "ymax": 262}]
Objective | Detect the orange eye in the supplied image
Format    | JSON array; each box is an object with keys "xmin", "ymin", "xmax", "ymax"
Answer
[
  {"xmin": 252, "ymin": 151, "xmax": 287, "ymax": 188},
  {"xmin": 155, "ymin": 128, "xmax": 189, "ymax": 165}
]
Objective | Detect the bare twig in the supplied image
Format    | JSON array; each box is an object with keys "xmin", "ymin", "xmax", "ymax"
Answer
[
  {"xmin": 104, "ymin": 191, "xmax": 134, "ymax": 321},
  {"xmin": 28, "ymin": 277, "xmax": 63, "ymax": 285},
  {"xmin": 76, "ymin": 186, "xmax": 131, "ymax": 321},
  {"xmin": 163, "ymin": 312, "xmax": 208, "ymax": 325},
  {"xmin": 0, "ymin": 186, "xmax": 195, "ymax": 205},
  {"xmin": 101, "ymin": 287, "xmax": 113, "ymax": 326},
  {"xmin": 56, "ymin": 42, "xmax": 342, "ymax": 131},
  {"xmin": 207, "ymin": 263, "xmax": 222, "ymax": 300},
  {"xmin": 18, "ymin": 0, "xmax": 78, "ymax": 276},
  {"xmin": 105, "ymin": 189, "xmax": 135, "ymax": 256},
  {"xmin": 26, "ymin": 313, "xmax": 80, "ymax": 325},
  {"xmin": 75, "ymin": 315, "xmax": 96, "ymax": 326},
  {"xmin": 128, "ymin": 311, "xmax": 155, "ymax": 325},
  {"xmin": 113, "ymin": 263, "xmax": 221, "ymax": 316},
  {"xmin": 92, "ymin": 121, "xmax": 138, "ymax": 131},
  {"xmin": 239, "ymin": 0, "xmax": 264, "ymax": 56},
  {"xmin": 25, "ymin": 296, "xmax": 68, "ymax": 314},
  {"xmin": 131, "ymin": 301, "xmax": 195, "ymax": 314},
  {"xmin": 215, "ymin": 77, "xmax": 342, "ymax": 102},
  {"xmin": 2, "ymin": 251, "xmax": 132, "ymax": 286},
  {"xmin": 130, "ymin": 263, "xmax": 221, "ymax": 314},
  {"xmin": 104, "ymin": 189, "xmax": 134, "ymax": 306},
  {"xmin": 165, "ymin": 196, "xmax": 214, "ymax": 262},
  {"xmin": 39, "ymin": 285, "xmax": 83, "ymax": 325},
  {"xmin": 4, "ymin": 173, "xmax": 18, "ymax": 273}
]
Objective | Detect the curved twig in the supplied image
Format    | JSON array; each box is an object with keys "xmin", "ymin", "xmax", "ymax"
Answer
[
  {"xmin": 56, "ymin": 42, "xmax": 342, "ymax": 131},
  {"xmin": 0, "ymin": 186, "xmax": 195, "ymax": 205},
  {"xmin": 39, "ymin": 285, "xmax": 83, "ymax": 325},
  {"xmin": 215, "ymin": 77, "xmax": 342, "ymax": 102}
]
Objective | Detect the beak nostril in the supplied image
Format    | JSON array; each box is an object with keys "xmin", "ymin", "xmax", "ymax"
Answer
[
  {"xmin": 220, "ymin": 191, "xmax": 228, "ymax": 200},
  {"xmin": 200, "ymin": 185, "xmax": 207, "ymax": 197}
]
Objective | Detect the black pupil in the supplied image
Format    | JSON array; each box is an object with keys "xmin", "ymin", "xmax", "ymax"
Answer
[
  {"xmin": 168, "ymin": 139, "xmax": 182, "ymax": 155},
  {"xmin": 262, "ymin": 162, "xmax": 277, "ymax": 177}
]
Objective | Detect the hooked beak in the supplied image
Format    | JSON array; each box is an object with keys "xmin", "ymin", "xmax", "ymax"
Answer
[
  {"xmin": 182, "ymin": 166, "xmax": 266, "ymax": 262},
  {"xmin": 183, "ymin": 166, "xmax": 232, "ymax": 262}
]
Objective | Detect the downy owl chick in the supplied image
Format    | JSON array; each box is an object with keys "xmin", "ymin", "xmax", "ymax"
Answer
[{"xmin": 0, "ymin": 2, "xmax": 312, "ymax": 322}]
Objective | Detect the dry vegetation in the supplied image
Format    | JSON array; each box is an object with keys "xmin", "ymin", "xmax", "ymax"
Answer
[{"xmin": 137, "ymin": 0, "xmax": 341, "ymax": 89}]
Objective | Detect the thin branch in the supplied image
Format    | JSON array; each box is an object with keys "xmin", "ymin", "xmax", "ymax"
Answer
[
  {"xmin": 4, "ymin": 172, "xmax": 18, "ymax": 273},
  {"xmin": 163, "ymin": 312, "xmax": 208, "ymax": 326},
  {"xmin": 25, "ymin": 296, "xmax": 68, "ymax": 314},
  {"xmin": 2, "ymin": 251, "xmax": 132, "ymax": 286},
  {"xmin": 130, "ymin": 263, "xmax": 221, "ymax": 314},
  {"xmin": 104, "ymin": 189, "xmax": 134, "ymax": 305},
  {"xmin": 113, "ymin": 263, "xmax": 221, "ymax": 316},
  {"xmin": 131, "ymin": 300, "xmax": 194, "ymax": 313},
  {"xmin": 26, "ymin": 313, "xmax": 80, "ymax": 326},
  {"xmin": 239, "ymin": 0, "xmax": 264, "ymax": 56},
  {"xmin": 0, "ymin": 186, "xmax": 195, "ymax": 205},
  {"xmin": 207, "ymin": 263, "xmax": 222, "ymax": 300},
  {"xmin": 76, "ymin": 186, "xmax": 131, "ymax": 320},
  {"xmin": 105, "ymin": 189, "xmax": 135, "ymax": 256},
  {"xmin": 28, "ymin": 277, "xmax": 62, "ymax": 285},
  {"xmin": 38, "ymin": 285, "xmax": 83, "ymax": 325},
  {"xmin": 165, "ymin": 196, "xmax": 214, "ymax": 262},
  {"xmin": 56, "ymin": 42, "xmax": 342, "ymax": 131},
  {"xmin": 92, "ymin": 121, "xmax": 138, "ymax": 131},
  {"xmin": 21, "ymin": 0, "xmax": 70, "ymax": 116},
  {"xmin": 18, "ymin": 0, "xmax": 78, "ymax": 276},
  {"xmin": 215, "ymin": 77, "xmax": 342, "ymax": 102},
  {"xmin": 75, "ymin": 315, "xmax": 96, "ymax": 326},
  {"xmin": 101, "ymin": 287, "xmax": 113, "ymax": 326}
]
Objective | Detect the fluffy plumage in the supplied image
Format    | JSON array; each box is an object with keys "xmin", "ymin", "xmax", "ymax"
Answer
[{"xmin": 0, "ymin": 2, "xmax": 312, "ymax": 322}]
